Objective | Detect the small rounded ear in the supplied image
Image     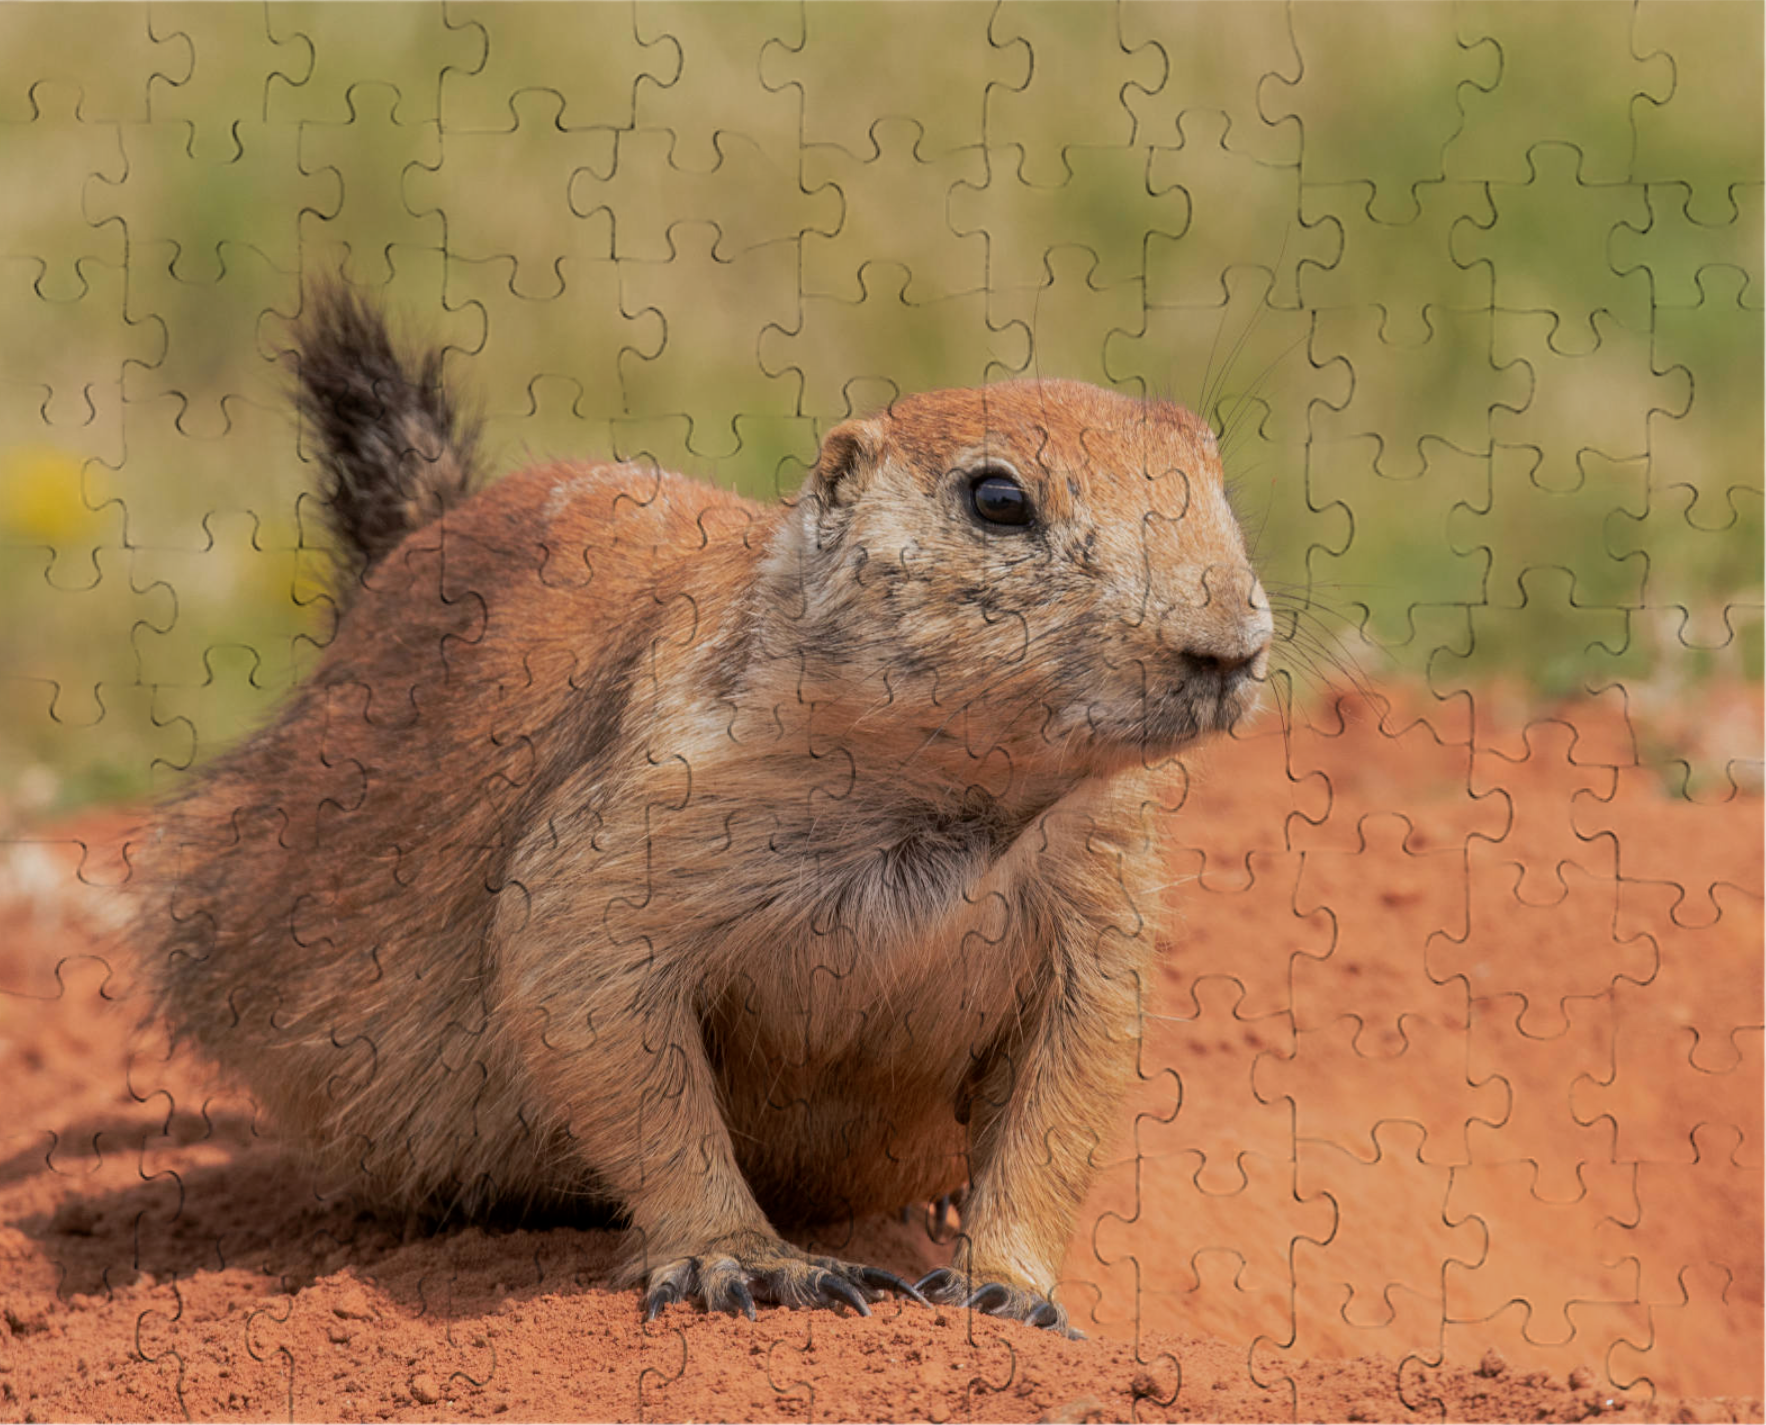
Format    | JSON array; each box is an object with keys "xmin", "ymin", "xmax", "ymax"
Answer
[{"xmin": 804, "ymin": 419, "xmax": 876, "ymax": 511}]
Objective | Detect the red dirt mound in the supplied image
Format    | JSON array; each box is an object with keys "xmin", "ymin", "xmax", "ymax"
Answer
[{"xmin": 1, "ymin": 686, "xmax": 1759, "ymax": 1422}]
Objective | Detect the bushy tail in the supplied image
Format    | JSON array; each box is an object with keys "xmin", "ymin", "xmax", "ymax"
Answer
[{"xmin": 292, "ymin": 283, "xmax": 480, "ymax": 606}]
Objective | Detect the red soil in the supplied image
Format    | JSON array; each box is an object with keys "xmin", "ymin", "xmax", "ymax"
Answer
[{"xmin": 1, "ymin": 687, "xmax": 1759, "ymax": 1423}]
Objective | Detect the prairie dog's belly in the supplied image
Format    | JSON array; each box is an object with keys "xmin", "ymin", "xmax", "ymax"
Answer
[
  {"xmin": 718, "ymin": 1058, "xmax": 970, "ymax": 1224},
  {"xmin": 703, "ymin": 951, "xmax": 1009, "ymax": 1221}
]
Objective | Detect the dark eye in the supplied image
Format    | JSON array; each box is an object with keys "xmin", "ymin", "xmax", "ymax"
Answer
[{"xmin": 967, "ymin": 470, "xmax": 1035, "ymax": 529}]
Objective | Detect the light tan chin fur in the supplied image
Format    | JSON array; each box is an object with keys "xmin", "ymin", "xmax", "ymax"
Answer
[{"xmin": 137, "ymin": 373, "xmax": 1272, "ymax": 1319}]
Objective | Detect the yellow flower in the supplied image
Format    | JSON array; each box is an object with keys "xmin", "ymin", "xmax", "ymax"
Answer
[{"xmin": 1, "ymin": 445, "xmax": 91, "ymax": 541}]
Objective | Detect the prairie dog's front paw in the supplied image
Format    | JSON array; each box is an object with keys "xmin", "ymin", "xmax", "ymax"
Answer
[
  {"xmin": 642, "ymin": 1232, "xmax": 928, "ymax": 1321},
  {"xmin": 914, "ymin": 1266, "xmax": 1078, "ymax": 1335}
]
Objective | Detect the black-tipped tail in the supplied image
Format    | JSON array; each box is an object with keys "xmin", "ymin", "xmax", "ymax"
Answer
[{"xmin": 292, "ymin": 283, "xmax": 479, "ymax": 604}]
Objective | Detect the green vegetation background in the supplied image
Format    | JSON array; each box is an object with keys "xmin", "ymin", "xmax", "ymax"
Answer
[{"xmin": 1, "ymin": 2, "xmax": 1760, "ymax": 814}]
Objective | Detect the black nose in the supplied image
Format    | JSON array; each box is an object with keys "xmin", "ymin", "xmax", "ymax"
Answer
[{"xmin": 1180, "ymin": 646, "xmax": 1262, "ymax": 681}]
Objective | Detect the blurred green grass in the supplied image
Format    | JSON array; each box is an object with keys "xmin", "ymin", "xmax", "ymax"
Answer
[{"xmin": 1, "ymin": 1, "xmax": 1760, "ymax": 816}]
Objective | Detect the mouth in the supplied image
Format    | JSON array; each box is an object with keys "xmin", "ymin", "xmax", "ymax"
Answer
[{"xmin": 1076, "ymin": 668, "xmax": 1265, "ymax": 759}]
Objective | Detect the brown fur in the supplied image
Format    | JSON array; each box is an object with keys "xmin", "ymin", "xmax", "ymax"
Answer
[{"xmin": 137, "ymin": 359, "xmax": 1273, "ymax": 1328}]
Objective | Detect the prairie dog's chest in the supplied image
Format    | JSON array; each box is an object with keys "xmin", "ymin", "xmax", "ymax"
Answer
[{"xmin": 703, "ymin": 811, "xmax": 1098, "ymax": 1076}]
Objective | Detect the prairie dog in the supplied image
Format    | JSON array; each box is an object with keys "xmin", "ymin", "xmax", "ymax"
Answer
[{"xmin": 138, "ymin": 287, "xmax": 1273, "ymax": 1332}]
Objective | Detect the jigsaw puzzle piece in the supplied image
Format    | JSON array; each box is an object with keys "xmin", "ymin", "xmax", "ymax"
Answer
[
  {"xmin": 1646, "ymin": 264, "xmax": 1764, "ymax": 528},
  {"xmin": 0, "ymin": 3, "xmax": 166, "ymax": 124},
  {"xmin": 406, "ymin": 89, "xmax": 615, "ymax": 294},
  {"xmin": 760, "ymin": 3, "xmax": 1014, "ymax": 160},
  {"xmin": 1598, "ymin": 1123, "xmax": 1762, "ymax": 1308},
  {"xmin": 1281, "ymin": 694, "xmax": 1498, "ymax": 853},
  {"xmin": 442, "ymin": 251, "xmax": 646, "ymax": 466},
  {"xmin": 112, "ymin": 336, "xmax": 316, "ymax": 562},
  {"xmin": 0, "ymin": 369, "xmax": 126, "ymax": 563},
  {"xmin": 297, "ymin": 85, "xmax": 441, "ymax": 291},
  {"xmin": 1311, "ymin": 306, "xmax": 1530, "ymax": 481},
  {"xmin": 266, "ymin": 2, "xmax": 480, "ymax": 127},
  {"xmin": 578, "ymin": 125, "xmax": 838, "ymax": 263},
  {"xmin": 1465, "ymin": 994, "xmax": 1619, "ymax": 1201},
  {"xmin": 1571, "ymin": 880, "xmax": 1764, "ymax": 1166},
  {"xmin": 1144, "ymin": 109, "xmax": 1336, "ymax": 310},
  {"xmin": 1300, "ymin": 180, "xmax": 1492, "ymax": 346},
  {"xmin": 0, "ymin": 81, "xmax": 126, "ymax": 301},
  {"xmin": 1258, "ymin": 1012, "xmax": 1505, "ymax": 1167},
  {"xmin": 1272, "ymin": 4, "xmax": 1500, "ymax": 222},
  {"xmin": 0, "ymin": 431, "xmax": 124, "ymax": 591},
  {"xmin": 1452, "ymin": 143, "xmax": 1651, "ymax": 346},
  {"xmin": 1444, "ymin": 1160, "xmax": 1640, "ymax": 1345},
  {"xmin": 984, "ymin": 3, "xmax": 1162, "ymax": 187},
  {"xmin": 1444, "ymin": 3, "xmax": 1671, "ymax": 185},
  {"xmin": 1084, "ymin": 1149, "xmax": 1332, "ymax": 1344},
  {"xmin": 1611, "ymin": 182, "xmax": 1764, "ymax": 310},
  {"xmin": 802, "ymin": 117, "xmax": 984, "ymax": 304},
  {"xmin": 1117, "ymin": 4, "xmax": 1298, "ymax": 166},
  {"xmin": 1288, "ymin": 1124, "xmax": 1479, "ymax": 1352},
  {"xmin": 1002, "ymin": 245, "xmax": 1147, "ymax": 393},
  {"xmin": 1111, "ymin": 268, "xmax": 1348, "ymax": 507},
  {"xmin": 1574, "ymin": 745, "xmax": 1765, "ymax": 911},
  {"xmin": 130, "ymin": 513, "xmax": 310, "ymax": 792},
  {"xmin": 1452, "ymin": 448, "xmax": 1649, "ymax": 622},
  {"xmin": 762, "ymin": 264, "xmax": 1028, "ymax": 425},
  {"xmin": 621, "ymin": 222, "xmax": 798, "ymax": 457},
  {"xmin": 1610, "ymin": 1261, "xmax": 1766, "ymax": 1401},
  {"xmin": 94, "ymin": 120, "xmax": 313, "ymax": 283},
  {"xmin": 142, "ymin": 5, "xmax": 286, "ymax": 165},
  {"xmin": 1629, "ymin": 0, "xmax": 1764, "ymax": 226},
  {"xmin": 952, "ymin": 143, "xmax": 1179, "ymax": 300},
  {"xmin": 1305, "ymin": 437, "xmax": 1488, "ymax": 656},
  {"xmin": 1430, "ymin": 567, "xmax": 1631, "ymax": 707},
  {"xmin": 443, "ymin": 2, "xmax": 657, "ymax": 133},
  {"xmin": 2, "ymin": 542, "xmax": 176, "ymax": 745},
  {"xmin": 1289, "ymin": 815, "xmax": 1468, "ymax": 1042},
  {"xmin": 1, "ymin": 679, "xmax": 182, "ymax": 822},
  {"xmin": 121, "ymin": 245, "xmax": 296, "ymax": 441},
  {"xmin": 1160, "ymin": 716, "xmax": 1328, "ymax": 889},
  {"xmin": 630, "ymin": 2, "xmax": 797, "ymax": 174},
  {"xmin": 1444, "ymin": 859, "xmax": 1646, "ymax": 1027},
  {"xmin": 1134, "ymin": 975, "xmax": 1294, "ymax": 1194},
  {"xmin": 1481, "ymin": 310, "xmax": 1687, "ymax": 595},
  {"xmin": 1466, "ymin": 718, "xmax": 1620, "ymax": 902},
  {"xmin": 1162, "ymin": 849, "xmax": 1324, "ymax": 1022},
  {"xmin": 1439, "ymin": 1300, "xmax": 1652, "ymax": 1408}
]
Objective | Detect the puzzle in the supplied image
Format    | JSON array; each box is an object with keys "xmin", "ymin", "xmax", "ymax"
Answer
[{"xmin": 0, "ymin": 4, "xmax": 1761, "ymax": 1421}]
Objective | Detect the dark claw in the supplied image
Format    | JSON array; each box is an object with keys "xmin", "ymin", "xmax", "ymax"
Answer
[
  {"xmin": 964, "ymin": 1281, "xmax": 1013, "ymax": 1314},
  {"xmin": 707, "ymin": 1275, "xmax": 758, "ymax": 1320},
  {"xmin": 926, "ymin": 1192, "xmax": 959, "ymax": 1243},
  {"xmin": 1028, "ymin": 1300, "xmax": 1061, "ymax": 1329},
  {"xmin": 643, "ymin": 1280, "xmax": 682, "ymax": 1321},
  {"xmin": 914, "ymin": 1266, "xmax": 960, "ymax": 1298},
  {"xmin": 817, "ymin": 1272, "xmax": 872, "ymax": 1317},
  {"xmin": 858, "ymin": 1265, "xmax": 931, "ymax": 1306}
]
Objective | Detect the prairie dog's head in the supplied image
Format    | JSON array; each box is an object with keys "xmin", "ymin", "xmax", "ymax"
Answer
[{"xmin": 762, "ymin": 379, "xmax": 1273, "ymax": 778}]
